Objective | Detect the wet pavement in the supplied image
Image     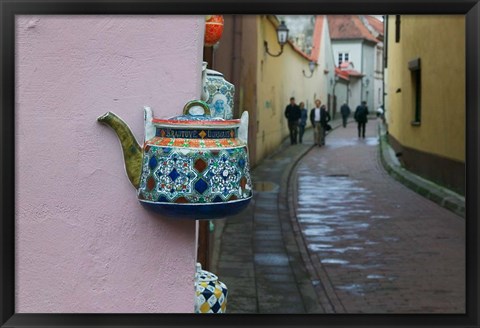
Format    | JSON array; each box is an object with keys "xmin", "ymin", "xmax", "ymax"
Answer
[{"xmin": 212, "ymin": 118, "xmax": 465, "ymax": 314}]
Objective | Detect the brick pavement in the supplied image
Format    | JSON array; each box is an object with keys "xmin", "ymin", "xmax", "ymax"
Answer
[
  {"xmin": 212, "ymin": 123, "xmax": 327, "ymax": 313},
  {"xmin": 212, "ymin": 117, "xmax": 465, "ymax": 314},
  {"xmin": 293, "ymin": 119, "xmax": 465, "ymax": 313}
]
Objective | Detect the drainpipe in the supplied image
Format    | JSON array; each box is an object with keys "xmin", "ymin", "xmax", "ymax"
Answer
[
  {"xmin": 231, "ymin": 15, "xmax": 242, "ymax": 118},
  {"xmin": 383, "ymin": 15, "xmax": 388, "ymax": 129}
]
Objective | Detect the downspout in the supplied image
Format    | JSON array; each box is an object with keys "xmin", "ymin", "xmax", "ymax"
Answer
[
  {"xmin": 383, "ymin": 15, "xmax": 388, "ymax": 129},
  {"xmin": 361, "ymin": 41, "xmax": 364, "ymax": 102},
  {"xmin": 231, "ymin": 15, "xmax": 242, "ymax": 118},
  {"xmin": 347, "ymin": 80, "xmax": 350, "ymax": 106}
]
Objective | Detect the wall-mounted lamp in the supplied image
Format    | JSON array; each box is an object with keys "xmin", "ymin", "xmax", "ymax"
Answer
[
  {"xmin": 303, "ymin": 61, "xmax": 316, "ymax": 78},
  {"xmin": 363, "ymin": 77, "xmax": 370, "ymax": 87},
  {"xmin": 264, "ymin": 20, "xmax": 289, "ymax": 57}
]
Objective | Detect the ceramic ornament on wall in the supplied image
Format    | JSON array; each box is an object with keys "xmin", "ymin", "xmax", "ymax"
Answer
[
  {"xmin": 204, "ymin": 15, "xmax": 224, "ymax": 47},
  {"xmin": 194, "ymin": 263, "xmax": 228, "ymax": 313},
  {"xmin": 201, "ymin": 61, "xmax": 235, "ymax": 120},
  {"xmin": 97, "ymin": 100, "xmax": 252, "ymax": 220}
]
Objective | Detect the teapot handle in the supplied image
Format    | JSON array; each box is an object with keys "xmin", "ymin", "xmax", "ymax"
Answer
[{"xmin": 183, "ymin": 100, "xmax": 211, "ymax": 116}]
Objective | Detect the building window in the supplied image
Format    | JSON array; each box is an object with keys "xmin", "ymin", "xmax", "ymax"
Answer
[
  {"xmin": 408, "ymin": 58, "xmax": 421, "ymax": 125},
  {"xmin": 338, "ymin": 52, "xmax": 349, "ymax": 66},
  {"xmin": 376, "ymin": 49, "xmax": 382, "ymax": 72},
  {"xmin": 395, "ymin": 15, "xmax": 401, "ymax": 43}
]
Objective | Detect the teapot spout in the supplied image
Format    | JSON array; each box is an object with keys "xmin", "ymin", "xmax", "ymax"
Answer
[{"xmin": 97, "ymin": 112, "xmax": 143, "ymax": 189}]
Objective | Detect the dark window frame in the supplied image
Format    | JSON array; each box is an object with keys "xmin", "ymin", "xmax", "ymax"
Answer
[
  {"xmin": 395, "ymin": 15, "xmax": 401, "ymax": 43},
  {"xmin": 408, "ymin": 58, "xmax": 422, "ymax": 126}
]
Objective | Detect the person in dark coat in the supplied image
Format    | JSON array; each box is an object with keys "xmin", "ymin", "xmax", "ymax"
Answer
[
  {"xmin": 298, "ymin": 101, "xmax": 308, "ymax": 144},
  {"xmin": 340, "ymin": 102, "xmax": 351, "ymax": 128},
  {"xmin": 285, "ymin": 97, "xmax": 301, "ymax": 145},
  {"xmin": 319, "ymin": 105, "xmax": 331, "ymax": 144},
  {"xmin": 354, "ymin": 101, "xmax": 369, "ymax": 138}
]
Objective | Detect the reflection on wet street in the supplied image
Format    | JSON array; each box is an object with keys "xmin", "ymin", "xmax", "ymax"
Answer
[{"xmin": 294, "ymin": 121, "xmax": 465, "ymax": 313}]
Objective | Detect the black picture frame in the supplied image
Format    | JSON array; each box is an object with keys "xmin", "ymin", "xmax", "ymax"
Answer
[{"xmin": 1, "ymin": 1, "xmax": 478, "ymax": 327}]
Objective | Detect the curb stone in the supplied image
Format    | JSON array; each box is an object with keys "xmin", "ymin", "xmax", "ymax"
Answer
[{"xmin": 377, "ymin": 123, "xmax": 465, "ymax": 218}]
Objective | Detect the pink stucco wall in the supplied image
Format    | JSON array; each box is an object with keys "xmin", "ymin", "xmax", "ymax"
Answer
[{"xmin": 15, "ymin": 15, "xmax": 204, "ymax": 313}]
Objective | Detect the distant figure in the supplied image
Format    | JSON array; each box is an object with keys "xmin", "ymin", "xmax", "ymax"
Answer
[
  {"xmin": 354, "ymin": 100, "xmax": 369, "ymax": 138},
  {"xmin": 320, "ymin": 105, "xmax": 331, "ymax": 141},
  {"xmin": 310, "ymin": 99, "xmax": 331, "ymax": 146},
  {"xmin": 376, "ymin": 104, "xmax": 385, "ymax": 123},
  {"xmin": 284, "ymin": 97, "xmax": 301, "ymax": 145},
  {"xmin": 340, "ymin": 102, "xmax": 351, "ymax": 128},
  {"xmin": 298, "ymin": 101, "xmax": 308, "ymax": 144}
]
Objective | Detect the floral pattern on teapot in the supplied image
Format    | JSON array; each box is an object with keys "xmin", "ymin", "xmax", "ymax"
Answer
[
  {"xmin": 202, "ymin": 62, "xmax": 235, "ymax": 120},
  {"xmin": 97, "ymin": 100, "xmax": 252, "ymax": 220}
]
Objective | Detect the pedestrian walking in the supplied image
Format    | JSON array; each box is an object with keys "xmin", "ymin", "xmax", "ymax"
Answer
[
  {"xmin": 298, "ymin": 101, "xmax": 308, "ymax": 144},
  {"xmin": 310, "ymin": 99, "xmax": 330, "ymax": 146},
  {"xmin": 376, "ymin": 104, "xmax": 385, "ymax": 123},
  {"xmin": 340, "ymin": 102, "xmax": 351, "ymax": 128},
  {"xmin": 354, "ymin": 100, "xmax": 369, "ymax": 138},
  {"xmin": 320, "ymin": 105, "xmax": 331, "ymax": 139},
  {"xmin": 285, "ymin": 97, "xmax": 301, "ymax": 145}
]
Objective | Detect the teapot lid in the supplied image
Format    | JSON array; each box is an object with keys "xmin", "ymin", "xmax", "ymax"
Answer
[
  {"xmin": 152, "ymin": 100, "xmax": 240, "ymax": 127},
  {"xmin": 195, "ymin": 263, "xmax": 218, "ymax": 283}
]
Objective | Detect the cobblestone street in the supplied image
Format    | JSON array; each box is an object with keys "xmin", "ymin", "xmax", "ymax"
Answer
[
  {"xmin": 213, "ymin": 118, "xmax": 465, "ymax": 314},
  {"xmin": 293, "ymin": 121, "xmax": 465, "ymax": 313}
]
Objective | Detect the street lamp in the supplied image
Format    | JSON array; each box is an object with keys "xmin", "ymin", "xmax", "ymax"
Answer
[
  {"xmin": 264, "ymin": 20, "xmax": 289, "ymax": 57},
  {"xmin": 363, "ymin": 77, "xmax": 370, "ymax": 87},
  {"xmin": 302, "ymin": 61, "xmax": 316, "ymax": 78}
]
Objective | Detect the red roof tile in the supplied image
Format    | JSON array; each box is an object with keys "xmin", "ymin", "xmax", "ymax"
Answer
[
  {"xmin": 335, "ymin": 64, "xmax": 364, "ymax": 80},
  {"xmin": 365, "ymin": 15, "xmax": 384, "ymax": 36},
  {"xmin": 327, "ymin": 15, "xmax": 379, "ymax": 43},
  {"xmin": 335, "ymin": 67, "xmax": 350, "ymax": 81},
  {"xmin": 310, "ymin": 15, "xmax": 324, "ymax": 62}
]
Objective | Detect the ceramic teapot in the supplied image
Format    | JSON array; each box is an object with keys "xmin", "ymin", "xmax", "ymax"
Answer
[
  {"xmin": 97, "ymin": 100, "xmax": 252, "ymax": 220},
  {"xmin": 194, "ymin": 263, "xmax": 228, "ymax": 313},
  {"xmin": 201, "ymin": 62, "xmax": 235, "ymax": 120}
]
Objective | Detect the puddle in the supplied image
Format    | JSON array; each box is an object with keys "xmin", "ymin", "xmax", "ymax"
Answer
[
  {"xmin": 346, "ymin": 263, "xmax": 383, "ymax": 270},
  {"xmin": 336, "ymin": 283, "xmax": 365, "ymax": 295},
  {"xmin": 383, "ymin": 236, "xmax": 400, "ymax": 242},
  {"xmin": 302, "ymin": 226, "xmax": 334, "ymax": 236},
  {"xmin": 365, "ymin": 137, "xmax": 379, "ymax": 146},
  {"xmin": 370, "ymin": 215, "xmax": 391, "ymax": 220},
  {"xmin": 254, "ymin": 253, "xmax": 289, "ymax": 266},
  {"xmin": 367, "ymin": 274, "xmax": 385, "ymax": 279},
  {"xmin": 320, "ymin": 246, "xmax": 363, "ymax": 253},
  {"xmin": 321, "ymin": 258, "xmax": 350, "ymax": 265}
]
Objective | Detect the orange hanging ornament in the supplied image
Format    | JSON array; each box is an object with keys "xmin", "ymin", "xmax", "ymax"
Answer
[{"xmin": 204, "ymin": 15, "xmax": 224, "ymax": 47}]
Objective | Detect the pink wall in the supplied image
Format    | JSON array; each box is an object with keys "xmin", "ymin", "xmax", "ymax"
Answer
[{"xmin": 15, "ymin": 15, "xmax": 204, "ymax": 313}]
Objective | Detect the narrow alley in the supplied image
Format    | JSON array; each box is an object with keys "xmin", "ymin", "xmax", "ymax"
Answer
[{"xmin": 213, "ymin": 118, "xmax": 465, "ymax": 314}]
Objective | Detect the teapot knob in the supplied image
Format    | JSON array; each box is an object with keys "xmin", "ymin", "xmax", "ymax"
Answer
[{"xmin": 183, "ymin": 100, "xmax": 211, "ymax": 116}]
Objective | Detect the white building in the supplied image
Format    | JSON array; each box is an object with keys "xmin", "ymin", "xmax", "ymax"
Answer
[{"xmin": 327, "ymin": 15, "xmax": 384, "ymax": 113}]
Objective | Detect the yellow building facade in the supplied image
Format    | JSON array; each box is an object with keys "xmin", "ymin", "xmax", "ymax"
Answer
[
  {"xmin": 255, "ymin": 16, "xmax": 329, "ymax": 161},
  {"xmin": 385, "ymin": 15, "xmax": 465, "ymax": 194},
  {"xmin": 214, "ymin": 15, "xmax": 334, "ymax": 166}
]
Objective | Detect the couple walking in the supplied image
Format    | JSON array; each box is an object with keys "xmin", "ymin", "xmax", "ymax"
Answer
[
  {"xmin": 340, "ymin": 100, "xmax": 369, "ymax": 138},
  {"xmin": 284, "ymin": 97, "xmax": 330, "ymax": 146}
]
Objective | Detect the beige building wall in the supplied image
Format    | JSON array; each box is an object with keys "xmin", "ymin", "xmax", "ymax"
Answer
[
  {"xmin": 215, "ymin": 15, "xmax": 335, "ymax": 167},
  {"xmin": 213, "ymin": 15, "xmax": 259, "ymax": 166},
  {"xmin": 386, "ymin": 15, "xmax": 465, "ymax": 162},
  {"xmin": 255, "ymin": 15, "xmax": 325, "ymax": 162}
]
